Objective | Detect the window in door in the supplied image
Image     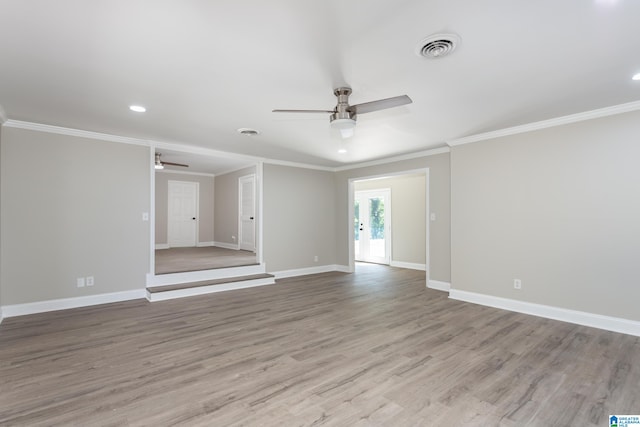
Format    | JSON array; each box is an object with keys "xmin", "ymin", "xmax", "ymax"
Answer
[{"xmin": 354, "ymin": 189, "xmax": 391, "ymax": 264}]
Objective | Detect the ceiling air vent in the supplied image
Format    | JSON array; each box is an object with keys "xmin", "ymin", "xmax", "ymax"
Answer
[{"xmin": 415, "ymin": 33, "xmax": 460, "ymax": 59}]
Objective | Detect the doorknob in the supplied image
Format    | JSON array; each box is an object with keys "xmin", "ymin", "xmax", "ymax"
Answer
[
  {"xmin": 250, "ymin": 217, "xmax": 254, "ymax": 220},
  {"xmin": 192, "ymin": 217, "xmax": 196, "ymax": 220}
]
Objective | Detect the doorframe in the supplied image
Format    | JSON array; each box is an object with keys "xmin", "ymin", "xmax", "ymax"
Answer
[
  {"xmin": 354, "ymin": 188, "xmax": 392, "ymax": 265},
  {"xmin": 167, "ymin": 179, "xmax": 199, "ymax": 248},
  {"xmin": 347, "ymin": 168, "xmax": 430, "ymax": 283},
  {"xmin": 238, "ymin": 173, "xmax": 256, "ymax": 252},
  {"xmin": 147, "ymin": 144, "xmax": 264, "ymax": 285}
]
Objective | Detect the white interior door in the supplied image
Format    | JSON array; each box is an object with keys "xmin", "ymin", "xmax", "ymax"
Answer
[
  {"xmin": 238, "ymin": 174, "xmax": 256, "ymax": 252},
  {"xmin": 355, "ymin": 189, "xmax": 391, "ymax": 264},
  {"xmin": 167, "ymin": 180, "xmax": 198, "ymax": 247}
]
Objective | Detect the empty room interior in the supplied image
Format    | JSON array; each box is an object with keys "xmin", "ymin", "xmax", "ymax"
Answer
[{"xmin": 1, "ymin": 1, "xmax": 639, "ymax": 426}]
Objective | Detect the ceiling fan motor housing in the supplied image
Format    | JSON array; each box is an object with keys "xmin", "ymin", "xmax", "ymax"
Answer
[{"xmin": 331, "ymin": 87, "xmax": 357, "ymax": 123}]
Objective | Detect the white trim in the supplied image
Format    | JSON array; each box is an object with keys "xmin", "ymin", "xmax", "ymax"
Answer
[
  {"xmin": 1, "ymin": 290, "xmax": 147, "ymax": 318},
  {"xmin": 335, "ymin": 146, "xmax": 450, "ymax": 171},
  {"xmin": 428, "ymin": 280, "xmax": 451, "ymax": 292},
  {"xmin": 147, "ymin": 277, "xmax": 275, "ymax": 302},
  {"xmin": 157, "ymin": 169, "xmax": 216, "ymax": 178},
  {"xmin": 449, "ymin": 289, "xmax": 640, "ymax": 337},
  {"xmin": 272, "ymin": 264, "xmax": 351, "ymax": 279},
  {"xmin": 155, "ymin": 243, "xmax": 170, "ymax": 250},
  {"xmin": 146, "ymin": 263, "xmax": 266, "ymax": 286},
  {"xmin": 196, "ymin": 241, "xmax": 214, "ymax": 247},
  {"xmin": 214, "ymin": 241, "xmax": 240, "ymax": 250},
  {"xmin": 263, "ymin": 158, "xmax": 335, "ymax": 172},
  {"xmin": 390, "ymin": 261, "xmax": 426, "ymax": 271},
  {"xmin": 447, "ymin": 100, "xmax": 640, "ymax": 147},
  {"xmin": 4, "ymin": 120, "xmax": 263, "ymax": 163}
]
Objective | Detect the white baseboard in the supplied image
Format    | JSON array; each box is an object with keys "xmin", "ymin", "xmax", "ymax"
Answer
[
  {"xmin": 428, "ymin": 280, "xmax": 451, "ymax": 292},
  {"xmin": 155, "ymin": 243, "xmax": 170, "ymax": 250},
  {"xmin": 272, "ymin": 264, "xmax": 351, "ymax": 279},
  {"xmin": 0, "ymin": 289, "xmax": 147, "ymax": 318},
  {"xmin": 147, "ymin": 277, "xmax": 275, "ymax": 302},
  {"xmin": 390, "ymin": 261, "xmax": 426, "ymax": 271},
  {"xmin": 449, "ymin": 289, "xmax": 640, "ymax": 337},
  {"xmin": 214, "ymin": 241, "xmax": 240, "ymax": 250},
  {"xmin": 196, "ymin": 241, "xmax": 214, "ymax": 247}
]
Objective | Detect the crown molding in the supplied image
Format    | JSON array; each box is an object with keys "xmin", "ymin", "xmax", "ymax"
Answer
[
  {"xmin": 0, "ymin": 105, "xmax": 7, "ymax": 125},
  {"xmin": 3, "ymin": 119, "xmax": 264, "ymax": 164},
  {"xmin": 156, "ymin": 169, "xmax": 216, "ymax": 178},
  {"xmin": 4, "ymin": 119, "xmax": 152, "ymax": 146},
  {"xmin": 334, "ymin": 146, "xmax": 450, "ymax": 172},
  {"xmin": 447, "ymin": 100, "xmax": 640, "ymax": 147},
  {"xmin": 262, "ymin": 158, "xmax": 335, "ymax": 172}
]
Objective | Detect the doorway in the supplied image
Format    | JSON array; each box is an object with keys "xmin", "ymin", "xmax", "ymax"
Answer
[
  {"xmin": 354, "ymin": 189, "xmax": 391, "ymax": 264},
  {"xmin": 167, "ymin": 180, "xmax": 199, "ymax": 247}
]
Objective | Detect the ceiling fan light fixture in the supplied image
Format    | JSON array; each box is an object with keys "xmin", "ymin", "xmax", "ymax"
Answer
[{"xmin": 331, "ymin": 118, "xmax": 356, "ymax": 138}]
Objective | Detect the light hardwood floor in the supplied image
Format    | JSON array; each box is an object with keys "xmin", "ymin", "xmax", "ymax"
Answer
[
  {"xmin": 155, "ymin": 247, "xmax": 257, "ymax": 274},
  {"xmin": 1, "ymin": 264, "xmax": 638, "ymax": 426}
]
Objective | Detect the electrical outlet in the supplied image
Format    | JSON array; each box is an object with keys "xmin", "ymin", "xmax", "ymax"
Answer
[
  {"xmin": 232, "ymin": 235, "xmax": 236, "ymax": 241},
  {"xmin": 514, "ymin": 279, "xmax": 522, "ymax": 290},
  {"xmin": 86, "ymin": 276, "xmax": 94, "ymax": 287},
  {"xmin": 314, "ymin": 255, "xmax": 319, "ymax": 262},
  {"xmin": 77, "ymin": 277, "xmax": 85, "ymax": 288}
]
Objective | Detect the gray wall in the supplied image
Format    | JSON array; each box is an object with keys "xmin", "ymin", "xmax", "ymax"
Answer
[
  {"xmin": 335, "ymin": 153, "xmax": 451, "ymax": 282},
  {"xmin": 155, "ymin": 172, "xmax": 214, "ymax": 245},
  {"xmin": 354, "ymin": 174, "xmax": 426, "ymax": 265},
  {"xmin": 214, "ymin": 166, "xmax": 256, "ymax": 245},
  {"xmin": 0, "ymin": 127, "xmax": 149, "ymax": 305},
  {"xmin": 263, "ymin": 164, "xmax": 337, "ymax": 272},
  {"xmin": 451, "ymin": 110, "xmax": 640, "ymax": 322}
]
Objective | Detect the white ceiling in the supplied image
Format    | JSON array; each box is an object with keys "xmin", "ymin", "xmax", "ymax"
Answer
[{"xmin": 1, "ymin": 0, "xmax": 639, "ymax": 168}]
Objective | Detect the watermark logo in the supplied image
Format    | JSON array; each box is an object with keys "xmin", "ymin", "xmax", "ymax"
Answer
[{"xmin": 610, "ymin": 415, "xmax": 640, "ymax": 427}]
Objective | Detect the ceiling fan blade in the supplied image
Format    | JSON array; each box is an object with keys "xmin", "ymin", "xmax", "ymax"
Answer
[
  {"xmin": 162, "ymin": 161, "xmax": 189, "ymax": 167},
  {"xmin": 349, "ymin": 95, "xmax": 412, "ymax": 115},
  {"xmin": 272, "ymin": 109, "xmax": 334, "ymax": 113}
]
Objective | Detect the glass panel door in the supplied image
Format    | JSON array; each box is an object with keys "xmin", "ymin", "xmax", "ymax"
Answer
[{"xmin": 354, "ymin": 189, "xmax": 390, "ymax": 264}]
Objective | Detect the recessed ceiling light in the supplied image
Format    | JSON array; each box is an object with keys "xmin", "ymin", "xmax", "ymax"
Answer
[
  {"xmin": 129, "ymin": 105, "xmax": 146, "ymax": 113},
  {"xmin": 237, "ymin": 128, "xmax": 260, "ymax": 136},
  {"xmin": 338, "ymin": 149, "xmax": 347, "ymax": 154},
  {"xmin": 632, "ymin": 73, "xmax": 640, "ymax": 81}
]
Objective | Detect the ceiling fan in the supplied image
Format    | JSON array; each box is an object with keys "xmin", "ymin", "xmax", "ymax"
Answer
[
  {"xmin": 273, "ymin": 87, "xmax": 412, "ymax": 138},
  {"xmin": 155, "ymin": 153, "xmax": 188, "ymax": 170}
]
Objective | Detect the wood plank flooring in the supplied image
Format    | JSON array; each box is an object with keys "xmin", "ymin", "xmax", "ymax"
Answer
[
  {"xmin": 155, "ymin": 247, "xmax": 257, "ymax": 274},
  {"xmin": 1, "ymin": 263, "xmax": 638, "ymax": 426}
]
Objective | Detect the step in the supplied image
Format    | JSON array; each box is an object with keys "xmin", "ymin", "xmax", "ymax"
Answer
[
  {"xmin": 146, "ymin": 273, "xmax": 276, "ymax": 302},
  {"xmin": 146, "ymin": 263, "xmax": 267, "ymax": 287}
]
